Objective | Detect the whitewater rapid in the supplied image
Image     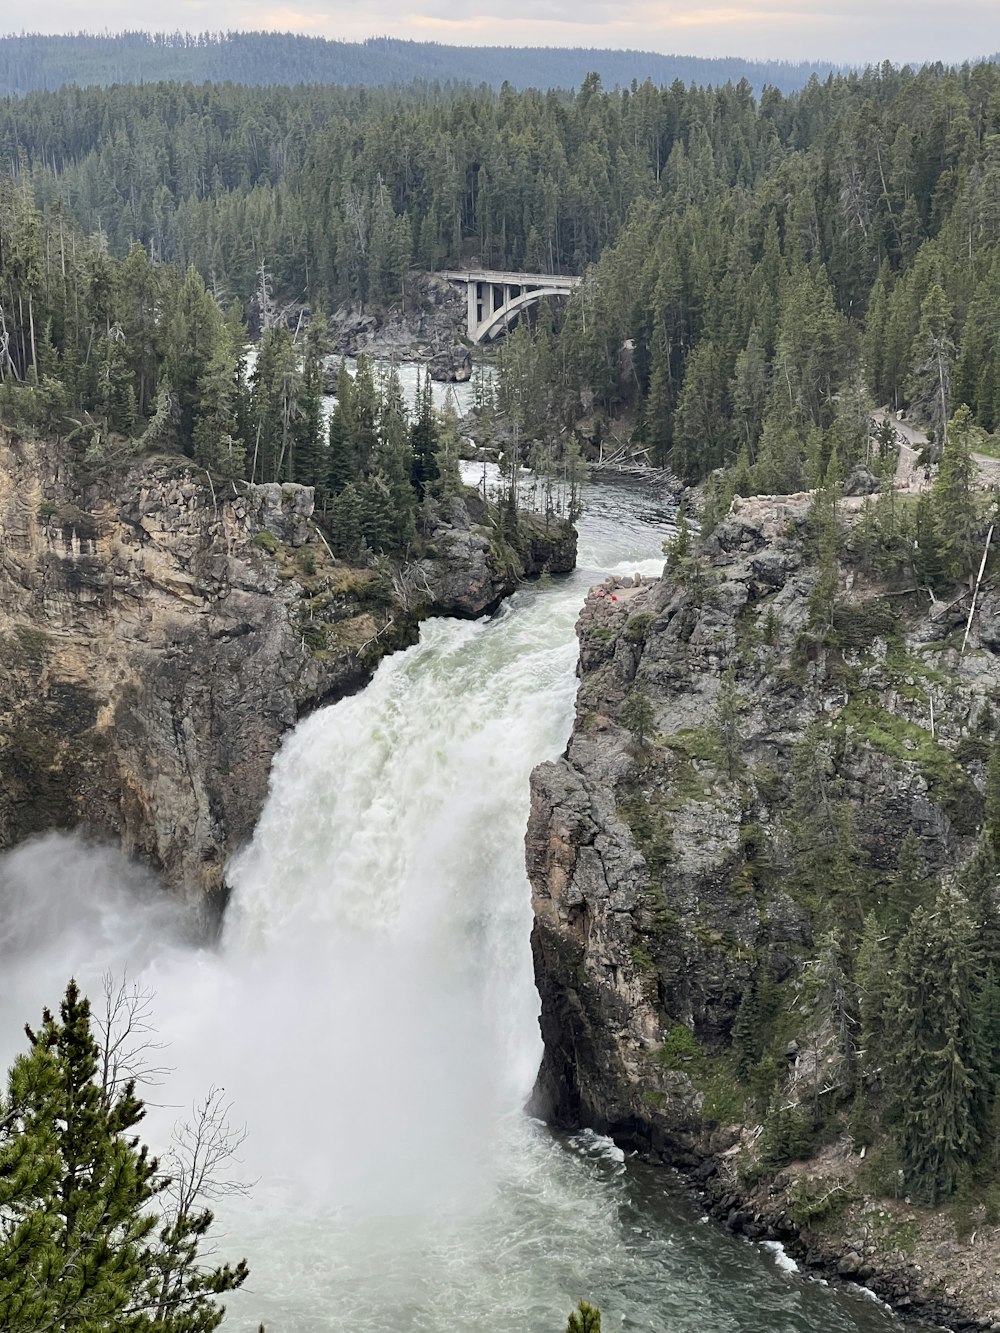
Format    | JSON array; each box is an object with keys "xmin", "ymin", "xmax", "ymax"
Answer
[{"xmin": 0, "ymin": 481, "xmax": 909, "ymax": 1331}]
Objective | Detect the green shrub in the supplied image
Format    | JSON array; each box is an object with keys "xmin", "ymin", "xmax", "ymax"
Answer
[
  {"xmin": 829, "ymin": 599, "xmax": 899, "ymax": 650},
  {"xmin": 656, "ymin": 1024, "xmax": 700, "ymax": 1069},
  {"xmin": 623, "ymin": 612, "xmax": 654, "ymax": 642},
  {"xmin": 253, "ymin": 529, "xmax": 279, "ymax": 554}
]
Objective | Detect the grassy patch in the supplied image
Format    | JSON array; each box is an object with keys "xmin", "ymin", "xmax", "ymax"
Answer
[
  {"xmin": 841, "ymin": 695, "xmax": 983, "ymax": 833},
  {"xmin": 631, "ymin": 943, "xmax": 657, "ymax": 973},
  {"xmin": 698, "ymin": 1054, "xmax": 747, "ymax": 1123},
  {"xmin": 665, "ymin": 727, "xmax": 723, "ymax": 765},
  {"xmin": 619, "ymin": 792, "xmax": 674, "ymax": 874},
  {"xmin": 623, "ymin": 612, "xmax": 654, "ymax": 643}
]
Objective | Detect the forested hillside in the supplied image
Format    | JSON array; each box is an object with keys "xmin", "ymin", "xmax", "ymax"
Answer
[
  {"xmin": 493, "ymin": 59, "xmax": 1000, "ymax": 496},
  {"xmin": 3, "ymin": 61, "xmax": 1000, "ymax": 555},
  {"xmin": 0, "ymin": 32, "xmax": 839, "ymax": 98}
]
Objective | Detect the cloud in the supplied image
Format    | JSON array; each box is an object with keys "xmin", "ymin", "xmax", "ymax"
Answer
[{"xmin": 253, "ymin": 7, "xmax": 332, "ymax": 26}]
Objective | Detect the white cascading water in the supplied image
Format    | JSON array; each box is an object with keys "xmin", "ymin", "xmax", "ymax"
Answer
[{"xmin": 0, "ymin": 480, "xmax": 907, "ymax": 1332}]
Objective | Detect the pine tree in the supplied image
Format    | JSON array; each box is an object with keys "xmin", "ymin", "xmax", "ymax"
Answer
[
  {"xmin": 620, "ymin": 684, "xmax": 656, "ymax": 752},
  {"xmin": 352, "ymin": 355, "xmax": 380, "ymax": 478},
  {"xmin": 732, "ymin": 982, "xmax": 762, "ymax": 1082},
  {"xmin": 293, "ymin": 315, "xmax": 329, "ymax": 490},
  {"xmin": 191, "ymin": 319, "xmax": 244, "ymax": 480},
  {"xmin": 908, "ymin": 284, "xmax": 955, "ymax": 449},
  {"xmin": 162, "ymin": 266, "xmax": 225, "ymax": 454},
  {"xmin": 249, "ymin": 324, "xmax": 300, "ymax": 483},
  {"xmin": 372, "ymin": 364, "xmax": 416, "ymax": 554},
  {"xmin": 932, "ymin": 404, "xmax": 981, "ymax": 584},
  {"xmin": 567, "ymin": 1301, "xmax": 602, "ymax": 1333},
  {"xmin": 886, "ymin": 828, "xmax": 929, "ymax": 943},
  {"xmin": 0, "ymin": 980, "xmax": 247, "ymax": 1330},
  {"xmin": 328, "ymin": 359, "xmax": 359, "ymax": 495},
  {"xmin": 328, "ymin": 481, "xmax": 366, "ymax": 561},
  {"xmin": 987, "ymin": 744, "xmax": 1000, "ymax": 862},
  {"xmin": 715, "ymin": 668, "xmax": 744, "ymax": 781},
  {"xmin": 856, "ymin": 913, "xmax": 891, "ymax": 1083},
  {"xmin": 432, "ymin": 398, "xmax": 463, "ymax": 503},
  {"xmin": 885, "ymin": 894, "xmax": 989, "ymax": 1202},
  {"xmin": 410, "ymin": 369, "xmax": 439, "ymax": 502}
]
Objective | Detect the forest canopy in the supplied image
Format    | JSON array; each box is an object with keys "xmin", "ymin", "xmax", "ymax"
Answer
[{"xmin": 3, "ymin": 60, "xmax": 1000, "ymax": 548}]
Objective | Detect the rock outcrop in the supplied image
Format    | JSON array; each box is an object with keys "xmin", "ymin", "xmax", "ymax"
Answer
[
  {"xmin": 0, "ymin": 429, "xmax": 575, "ymax": 911},
  {"xmin": 327, "ymin": 272, "xmax": 469, "ymax": 360},
  {"xmin": 427, "ymin": 347, "xmax": 473, "ymax": 383},
  {"xmin": 527, "ymin": 497, "xmax": 1000, "ymax": 1324}
]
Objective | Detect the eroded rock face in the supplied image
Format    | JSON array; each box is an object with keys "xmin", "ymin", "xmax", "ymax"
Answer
[
  {"xmin": 326, "ymin": 272, "xmax": 468, "ymax": 360},
  {"xmin": 0, "ymin": 431, "xmax": 575, "ymax": 910},
  {"xmin": 527, "ymin": 510, "xmax": 994, "ymax": 1168},
  {"xmin": 417, "ymin": 493, "xmax": 576, "ymax": 618},
  {"xmin": 428, "ymin": 347, "xmax": 473, "ymax": 383}
]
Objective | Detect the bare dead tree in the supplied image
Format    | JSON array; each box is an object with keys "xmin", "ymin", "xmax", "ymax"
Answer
[
  {"xmin": 95, "ymin": 969, "xmax": 172, "ymax": 1108},
  {"xmin": 0, "ymin": 302, "xmax": 21, "ymax": 380},
  {"xmin": 161, "ymin": 1087, "xmax": 253, "ymax": 1216},
  {"xmin": 150, "ymin": 1087, "xmax": 253, "ymax": 1321}
]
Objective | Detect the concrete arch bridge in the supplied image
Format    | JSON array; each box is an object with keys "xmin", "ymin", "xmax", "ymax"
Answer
[{"xmin": 442, "ymin": 270, "xmax": 582, "ymax": 344}]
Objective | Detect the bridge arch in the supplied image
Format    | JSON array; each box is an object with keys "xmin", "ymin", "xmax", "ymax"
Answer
[
  {"xmin": 473, "ymin": 286, "xmax": 573, "ymax": 344},
  {"xmin": 441, "ymin": 270, "xmax": 582, "ymax": 344}
]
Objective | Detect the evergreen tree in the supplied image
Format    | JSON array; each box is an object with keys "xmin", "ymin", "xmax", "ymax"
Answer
[
  {"xmin": 432, "ymin": 397, "xmax": 463, "ymax": 502},
  {"xmin": 885, "ymin": 894, "xmax": 989, "ymax": 1202},
  {"xmin": 328, "ymin": 359, "xmax": 359, "ymax": 495},
  {"xmin": 908, "ymin": 284, "xmax": 955, "ymax": 450},
  {"xmin": 0, "ymin": 980, "xmax": 246, "ymax": 1330},
  {"xmin": 162, "ymin": 266, "xmax": 225, "ymax": 454},
  {"xmin": 886, "ymin": 828, "xmax": 929, "ymax": 943},
  {"xmin": 986, "ymin": 744, "xmax": 1000, "ymax": 862},
  {"xmin": 621, "ymin": 684, "xmax": 656, "ymax": 752},
  {"xmin": 932, "ymin": 404, "xmax": 981, "ymax": 585},
  {"xmin": 372, "ymin": 364, "xmax": 416, "ymax": 554},
  {"xmin": 410, "ymin": 369, "xmax": 439, "ymax": 502},
  {"xmin": 191, "ymin": 318, "xmax": 244, "ymax": 480},
  {"xmin": 856, "ymin": 913, "xmax": 891, "ymax": 1083},
  {"xmin": 293, "ymin": 314, "xmax": 329, "ymax": 490},
  {"xmin": 715, "ymin": 668, "xmax": 744, "ymax": 781},
  {"xmin": 732, "ymin": 982, "xmax": 762, "ymax": 1082},
  {"xmin": 328, "ymin": 481, "xmax": 366, "ymax": 561},
  {"xmin": 250, "ymin": 324, "xmax": 300, "ymax": 483},
  {"xmin": 567, "ymin": 1302, "xmax": 601, "ymax": 1333}
]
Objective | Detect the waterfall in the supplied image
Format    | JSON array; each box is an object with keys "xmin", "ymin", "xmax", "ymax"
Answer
[{"xmin": 0, "ymin": 482, "xmax": 906, "ymax": 1332}]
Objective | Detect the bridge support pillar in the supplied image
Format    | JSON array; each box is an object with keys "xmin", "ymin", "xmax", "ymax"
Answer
[{"xmin": 442, "ymin": 269, "xmax": 582, "ymax": 343}]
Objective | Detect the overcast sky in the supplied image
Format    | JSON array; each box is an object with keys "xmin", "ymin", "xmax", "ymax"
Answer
[{"xmin": 4, "ymin": 1, "xmax": 999, "ymax": 67}]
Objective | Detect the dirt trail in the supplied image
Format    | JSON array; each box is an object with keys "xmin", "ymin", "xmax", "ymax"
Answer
[{"xmin": 871, "ymin": 408, "xmax": 1000, "ymax": 493}]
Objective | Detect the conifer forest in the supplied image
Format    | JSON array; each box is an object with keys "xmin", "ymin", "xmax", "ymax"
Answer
[{"xmin": 4, "ymin": 33, "xmax": 1000, "ymax": 1333}]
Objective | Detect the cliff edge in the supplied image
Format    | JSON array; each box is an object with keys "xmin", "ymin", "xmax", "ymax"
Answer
[{"xmin": 0, "ymin": 429, "xmax": 574, "ymax": 909}]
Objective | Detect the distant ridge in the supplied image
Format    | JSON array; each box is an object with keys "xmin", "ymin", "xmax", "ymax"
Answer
[{"xmin": 0, "ymin": 31, "xmax": 842, "ymax": 97}]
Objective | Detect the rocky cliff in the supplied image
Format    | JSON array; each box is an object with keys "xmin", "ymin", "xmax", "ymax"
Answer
[
  {"xmin": 528, "ymin": 493, "xmax": 1000, "ymax": 1326},
  {"xmin": 326, "ymin": 271, "xmax": 468, "ymax": 361},
  {"xmin": 0, "ymin": 429, "xmax": 574, "ymax": 912}
]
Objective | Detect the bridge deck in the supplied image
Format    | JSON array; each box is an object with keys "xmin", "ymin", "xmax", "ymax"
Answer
[{"xmin": 441, "ymin": 269, "xmax": 581, "ymax": 288}]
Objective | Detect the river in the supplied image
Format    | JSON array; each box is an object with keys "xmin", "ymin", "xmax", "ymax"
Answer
[{"xmin": 0, "ymin": 475, "xmax": 917, "ymax": 1332}]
